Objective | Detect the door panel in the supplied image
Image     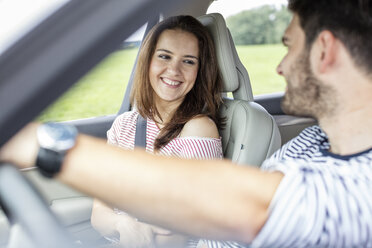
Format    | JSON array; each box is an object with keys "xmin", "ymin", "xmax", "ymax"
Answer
[
  {"xmin": 255, "ymin": 92, "xmax": 285, "ymax": 115},
  {"xmin": 274, "ymin": 115, "xmax": 317, "ymax": 144},
  {"xmin": 64, "ymin": 115, "xmax": 117, "ymax": 139},
  {"xmin": 255, "ymin": 93, "xmax": 317, "ymax": 145}
]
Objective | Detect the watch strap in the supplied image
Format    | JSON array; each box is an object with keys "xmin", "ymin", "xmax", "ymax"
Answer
[{"xmin": 36, "ymin": 148, "xmax": 64, "ymax": 178}]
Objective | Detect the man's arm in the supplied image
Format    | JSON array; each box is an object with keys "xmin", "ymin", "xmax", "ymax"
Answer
[{"xmin": 0, "ymin": 123, "xmax": 283, "ymax": 243}]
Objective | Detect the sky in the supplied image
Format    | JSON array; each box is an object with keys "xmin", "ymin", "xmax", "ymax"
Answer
[{"xmin": 0, "ymin": 0, "xmax": 288, "ymax": 53}]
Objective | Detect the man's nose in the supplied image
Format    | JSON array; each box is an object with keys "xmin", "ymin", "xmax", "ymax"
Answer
[{"xmin": 276, "ymin": 61, "xmax": 283, "ymax": 76}]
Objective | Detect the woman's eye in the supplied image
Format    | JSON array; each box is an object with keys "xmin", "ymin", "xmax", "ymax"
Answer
[
  {"xmin": 158, "ymin": 54, "xmax": 170, "ymax": 60},
  {"xmin": 184, "ymin": 60, "xmax": 196, "ymax": 65}
]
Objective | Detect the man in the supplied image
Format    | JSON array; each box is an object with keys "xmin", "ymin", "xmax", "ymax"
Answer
[{"xmin": 1, "ymin": 0, "xmax": 371, "ymax": 247}]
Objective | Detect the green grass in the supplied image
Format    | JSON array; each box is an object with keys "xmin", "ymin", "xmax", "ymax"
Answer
[
  {"xmin": 37, "ymin": 44, "xmax": 287, "ymax": 122},
  {"xmin": 37, "ymin": 49, "xmax": 138, "ymax": 122},
  {"xmin": 236, "ymin": 44, "xmax": 286, "ymax": 95}
]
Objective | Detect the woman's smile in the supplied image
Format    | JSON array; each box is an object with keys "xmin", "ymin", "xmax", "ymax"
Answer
[{"xmin": 161, "ymin": 77, "xmax": 182, "ymax": 87}]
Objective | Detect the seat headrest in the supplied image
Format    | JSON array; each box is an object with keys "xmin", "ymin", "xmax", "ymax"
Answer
[{"xmin": 198, "ymin": 13, "xmax": 253, "ymax": 101}]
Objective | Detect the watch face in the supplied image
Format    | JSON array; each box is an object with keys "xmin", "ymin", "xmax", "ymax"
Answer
[{"xmin": 37, "ymin": 123, "xmax": 78, "ymax": 152}]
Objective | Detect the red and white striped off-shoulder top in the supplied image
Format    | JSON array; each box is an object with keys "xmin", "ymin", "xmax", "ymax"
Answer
[{"xmin": 107, "ymin": 110, "xmax": 223, "ymax": 159}]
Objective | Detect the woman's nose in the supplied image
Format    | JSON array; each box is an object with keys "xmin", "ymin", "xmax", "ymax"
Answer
[{"xmin": 167, "ymin": 60, "xmax": 181, "ymax": 75}]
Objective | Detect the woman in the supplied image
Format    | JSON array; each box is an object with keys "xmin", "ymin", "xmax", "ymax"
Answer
[{"xmin": 91, "ymin": 15, "xmax": 225, "ymax": 248}]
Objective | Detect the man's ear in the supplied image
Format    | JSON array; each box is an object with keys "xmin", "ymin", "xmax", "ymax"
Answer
[{"xmin": 314, "ymin": 30, "xmax": 338, "ymax": 73}]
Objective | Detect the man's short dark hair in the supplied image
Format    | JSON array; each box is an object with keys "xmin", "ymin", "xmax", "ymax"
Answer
[{"xmin": 288, "ymin": 0, "xmax": 372, "ymax": 74}]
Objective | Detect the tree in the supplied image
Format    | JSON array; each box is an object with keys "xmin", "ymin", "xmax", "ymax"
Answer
[{"xmin": 226, "ymin": 5, "xmax": 291, "ymax": 45}]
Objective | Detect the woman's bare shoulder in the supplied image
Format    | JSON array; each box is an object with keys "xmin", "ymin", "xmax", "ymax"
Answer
[{"xmin": 180, "ymin": 116, "xmax": 219, "ymax": 138}]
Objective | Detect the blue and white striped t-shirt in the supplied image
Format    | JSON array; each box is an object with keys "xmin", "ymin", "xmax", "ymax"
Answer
[{"xmin": 252, "ymin": 125, "xmax": 372, "ymax": 248}]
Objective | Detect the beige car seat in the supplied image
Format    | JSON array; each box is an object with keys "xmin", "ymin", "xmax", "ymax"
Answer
[{"xmin": 198, "ymin": 13, "xmax": 281, "ymax": 167}]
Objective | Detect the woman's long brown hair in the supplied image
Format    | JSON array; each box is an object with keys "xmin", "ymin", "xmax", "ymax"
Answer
[{"xmin": 130, "ymin": 15, "xmax": 224, "ymax": 150}]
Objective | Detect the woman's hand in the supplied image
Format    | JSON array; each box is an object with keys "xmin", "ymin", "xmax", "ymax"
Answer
[
  {"xmin": 0, "ymin": 123, "xmax": 40, "ymax": 168},
  {"xmin": 116, "ymin": 217, "xmax": 187, "ymax": 248},
  {"xmin": 115, "ymin": 214, "xmax": 156, "ymax": 248},
  {"xmin": 92, "ymin": 200, "xmax": 184, "ymax": 248}
]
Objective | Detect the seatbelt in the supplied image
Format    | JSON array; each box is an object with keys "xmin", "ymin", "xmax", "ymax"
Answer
[{"xmin": 135, "ymin": 114, "xmax": 147, "ymax": 148}]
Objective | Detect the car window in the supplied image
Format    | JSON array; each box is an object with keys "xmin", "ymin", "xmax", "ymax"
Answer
[
  {"xmin": 37, "ymin": 24, "xmax": 146, "ymax": 122},
  {"xmin": 33, "ymin": 0, "xmax": 292, "ymax": 122},
  {"xmin": 207, "ymin": 0, "xmax": 291, "ymax": 96}
]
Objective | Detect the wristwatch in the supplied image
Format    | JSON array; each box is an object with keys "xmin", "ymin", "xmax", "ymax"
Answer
[{"xmin": 36, "ymin": 122, "xmax": 78, "ymax": 177}]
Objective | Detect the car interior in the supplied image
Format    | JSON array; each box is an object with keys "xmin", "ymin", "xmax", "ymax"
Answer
[{"xmin": 0, "ymin": 0, "xmax": 317, "ymax": 247}]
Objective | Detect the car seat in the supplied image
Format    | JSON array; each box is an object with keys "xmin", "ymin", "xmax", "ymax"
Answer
[{"xmin": 198, "ymin": 13, "xmax": 281, "ymax": 167}]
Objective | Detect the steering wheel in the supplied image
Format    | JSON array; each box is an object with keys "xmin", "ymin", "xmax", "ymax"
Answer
[{"xmin": 0, "ymin": 163, "xmax": 81, "ymax": 248}]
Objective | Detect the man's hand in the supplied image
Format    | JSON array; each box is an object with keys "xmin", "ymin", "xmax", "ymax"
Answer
[{"xmin": 0, "ymin": 123, "xmax": 40, "ymax": 168}]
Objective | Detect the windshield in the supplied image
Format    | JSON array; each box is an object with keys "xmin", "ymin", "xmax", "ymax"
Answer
[{"xmin": 0, "ymin": 0, "xmax": 69, "ymax": 55}]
